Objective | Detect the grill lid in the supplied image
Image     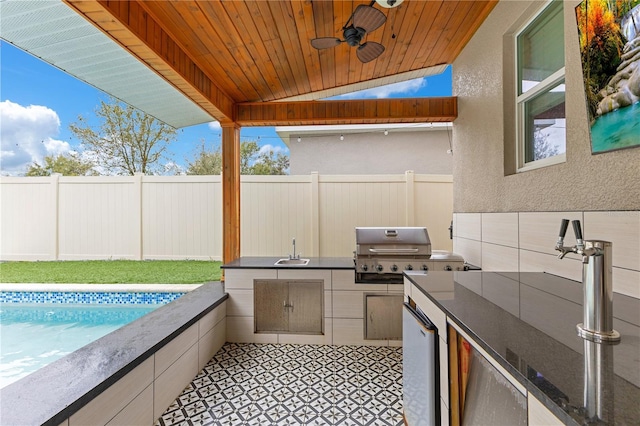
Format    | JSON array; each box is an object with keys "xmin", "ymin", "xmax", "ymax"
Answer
[{"xmin": 355, "ymin": 227, "xmax": 431, "ymax": 257}]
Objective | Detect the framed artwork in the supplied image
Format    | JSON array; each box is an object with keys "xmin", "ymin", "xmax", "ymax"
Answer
[{"xmin": 575, "ymin": 0, "xmax": 640, "ymax": 154}]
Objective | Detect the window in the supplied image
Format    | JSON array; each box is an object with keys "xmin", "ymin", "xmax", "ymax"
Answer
[{"xmin": 516, "ymin": 0, "xmax": 565, "ymax": 172}]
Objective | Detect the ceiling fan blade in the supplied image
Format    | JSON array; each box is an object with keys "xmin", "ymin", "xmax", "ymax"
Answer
[
  {"xmin": 356, "ymin": 42, "xmax": 385, "ymax": 63},
  {"xmin": 311, "ymin": 37, "xmax": 342, "ymax": 50},
  {"xmin": 352, "ymin": 5, "xmax": 386, "ymax": 33}
]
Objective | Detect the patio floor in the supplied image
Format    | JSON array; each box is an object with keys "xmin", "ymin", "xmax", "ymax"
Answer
[{"xmin": 155, "ymin": 343, "xmax": 403, "ymax": 426}]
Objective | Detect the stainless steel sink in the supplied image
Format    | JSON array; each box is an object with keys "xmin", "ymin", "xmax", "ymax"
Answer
[{"xmin": 274, "ymin": 258, "xmax": 310, "ymax": 266}]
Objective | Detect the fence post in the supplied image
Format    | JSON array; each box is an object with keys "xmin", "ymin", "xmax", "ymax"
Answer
[
  {"xmin": 134, "ymin": 173, "xmax": 144, "ymax": 260},
  {"xmin": 310, "ymin": 172, "xmax": 320, "ymax": 256},
  {"xmin": 405, "ymin": 170, "xmax": 415, "ymax": 226},
  {"xmin": 51, "ymin": 173, "xmax": 61, "ymax": 260}
]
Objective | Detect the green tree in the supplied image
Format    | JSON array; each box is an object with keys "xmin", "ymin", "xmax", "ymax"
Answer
[
  {"xmin": 240, "ymin": 140, "xmax": 261, "ymax": 174},
  {"xmin": 186, "ymin": 140, "xmax": 289, "ymax": 175},
  {"xmin": 25, "ymin": 153, "xmax": 96, "ymax": 176},
  {"xmin": 69, "ymin": 97, "xmax": 177, "ymax": 175},
  {"xmin": 239, "ymin": 140, "xmax": 289, "ymax": 175},
  {"xmin": 252, "ymin": 148, "xmax": 290, "ymax": 175},
  {"xmin": 186, "ymin": 141, "xmax": 223, "ymax": 175}
]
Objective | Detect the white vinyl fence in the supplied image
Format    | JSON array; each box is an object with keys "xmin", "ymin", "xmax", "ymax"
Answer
[{"xmin": 0, "ymin": 172, "xmax": 453, "ymax": 261}]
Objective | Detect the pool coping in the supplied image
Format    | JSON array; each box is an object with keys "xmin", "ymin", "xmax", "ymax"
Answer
[{"xmin": 0, "ymin": 281, "xmax": 227, "ymax": 425}]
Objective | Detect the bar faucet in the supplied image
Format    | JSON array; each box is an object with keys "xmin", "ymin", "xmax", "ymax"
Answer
[
  {"xmin": 555, "ymin": 219, "xmax": 584, "ymax": 259},
  {"xmin": 555, "ymin": 219, "xmax": 620, "ymax": 344},
  {"xmin": 289, "ymin": 238, "xmax": 300, "ymax": 260}
]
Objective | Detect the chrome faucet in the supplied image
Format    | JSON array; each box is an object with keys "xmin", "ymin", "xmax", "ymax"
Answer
[
  {"xmin": 289, "ymin": 238, "xmax": 300, "ymax": 260},
  {"xmin": 555, "ymin": 219, "xmax": 620, "ymax": 344},
  {"xmin": 555, "ymin": 219, "xmax": 584, "ymax": 259},
  {"xmin": 583, "ymin": 339, "xmax": 615, "ymax": 423}
]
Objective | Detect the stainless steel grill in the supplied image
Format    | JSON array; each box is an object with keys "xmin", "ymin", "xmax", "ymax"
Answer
[{"xmin": 354, "ymin": 226, "xmax": 465, "ymax": 284}]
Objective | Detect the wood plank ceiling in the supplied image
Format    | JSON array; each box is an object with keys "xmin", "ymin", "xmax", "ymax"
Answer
[{"xmin": 64, "ymin": 0, "xmax": 497, "ymax": 126}]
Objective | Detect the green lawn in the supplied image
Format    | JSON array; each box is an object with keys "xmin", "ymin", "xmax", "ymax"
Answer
[{"xmin": 0, "ymin": 260, "xmax": 222, "ymax": 284}]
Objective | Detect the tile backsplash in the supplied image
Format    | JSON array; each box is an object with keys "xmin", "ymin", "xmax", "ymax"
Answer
[{"xmin": 453, "ymin": 211, "xmax": 640, "ymax": 299}]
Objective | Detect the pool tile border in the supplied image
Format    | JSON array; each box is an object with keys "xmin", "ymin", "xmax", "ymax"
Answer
[
  {"xmin": 0, "ymin": 284, "xmax": 202, "ymax": 305},
  {"xmin": 0, "ymin": 291, "xmax": 185, "ymax": 305}
]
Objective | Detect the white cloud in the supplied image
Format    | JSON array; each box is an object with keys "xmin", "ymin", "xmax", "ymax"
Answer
[
  {"xmin": 258, "ymin": 144, "xmax": 289, "ymax": 155},
  {"xmin": 331, "ymin": 78, "xmax": 426, "ymax": 100},
  {"xmin": 0, "ymin": 100, "xmax": 70, "ymax": 175},
  {"xmin": 208, "ymin": 121, "xmax": 221, "ymax": 131},
  {"xmin": 162, "ymin": 161, "xmax": 186, "ymax": 176}
]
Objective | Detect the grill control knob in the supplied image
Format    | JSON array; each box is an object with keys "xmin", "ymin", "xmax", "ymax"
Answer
[
  {"xmin": 391, "ymin": 264, "xmax": 398, "ymax": 272},
  {"xmin": 406, "ymin": 265, "xmax": 413, "ymax": 271},
  {"xmin": 444, "ymin": 265, "xmax": 453, "ymax": 271},
  {"xmin": 361, "ymin": 264, "xmax": 368, "ymax": 271},
  {"xmin": 376, "ymin": 264, "xmax": 384, "ymax": 272},
  {"xmin": 421, "ymin": 264, "xmax": 429, "ymax": 271}
]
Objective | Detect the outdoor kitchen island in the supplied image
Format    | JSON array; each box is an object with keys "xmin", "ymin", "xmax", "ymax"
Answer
[
  {"xmin": 405, "ymin": 271, "xmax": 640, "ymax": 426},
  {"xmin": 222, "ymin": 257, "xmax": 404, "ymax": 346}
]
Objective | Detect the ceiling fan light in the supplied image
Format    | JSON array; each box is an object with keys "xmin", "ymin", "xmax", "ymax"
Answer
[
  {"xmin": 375, "ymin": 0, "xmax": 405, "ymax": 8},
  {"xmin": 356, "ymin": 42, "xmax": 385, "ymax": 63},
  {"xmin": 352, "ymin": 5, "xmax": 387, "ymax": 33}
]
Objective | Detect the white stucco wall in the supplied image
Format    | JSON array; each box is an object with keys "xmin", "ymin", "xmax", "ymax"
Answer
[
  {"xmin": 285, "ymin": 128, "xmax": 453, "ymax": 175},
  {"xmin": 452, "ymin": 0, "xmax": 640, "ymax": 212}
]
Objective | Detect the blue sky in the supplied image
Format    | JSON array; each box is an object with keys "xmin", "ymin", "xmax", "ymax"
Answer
[{"xmin": 0, "ymin": 40, "xmax": 452, "ymax": 175}]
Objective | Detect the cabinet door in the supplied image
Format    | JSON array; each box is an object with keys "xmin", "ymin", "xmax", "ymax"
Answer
[
  {"xmin": 365, "ymin": 294, "xmax": 403, "ymax": 340},
  {"xmin": 254, "ymin": 280, "xmax": 288, "ymax": 332},
  {"xmin": 288, "ymin": 281, "xmax": 323, "ymax": 334}
]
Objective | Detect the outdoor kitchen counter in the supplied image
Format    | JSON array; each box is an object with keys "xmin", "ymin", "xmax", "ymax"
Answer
[
  {"xmin": 222, "ymin": 256, "xmax": 355, "ymax": 269},
  {"xmin": 406, "ymin": 271, "xmax": 640, "ymax": 425}
]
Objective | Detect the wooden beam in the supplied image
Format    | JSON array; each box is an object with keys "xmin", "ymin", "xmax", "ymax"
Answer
[
  {"xmin": 221, "ymin": 123, "xmax": 241, "ymax": 266},
  {"xmin": 64, "ymin": 0, "xmax": 235, "ymax": 123},
  {"xmin": 235, "ymin": 97, "xmax": 457, "ymax": 126}
]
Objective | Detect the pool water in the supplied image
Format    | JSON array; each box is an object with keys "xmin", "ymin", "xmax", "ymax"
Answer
[
  {"xmin": 590, "ymin": 102, "xmax": 640, "ymax": 153},
  {"xmin": 1, "ymin": 302, "xmax": 162, "ymax": 388}
]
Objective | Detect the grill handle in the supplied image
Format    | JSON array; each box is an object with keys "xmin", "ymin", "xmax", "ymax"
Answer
[{"xmin": 368, "ymin": 248, "xmax": 420, "ymax": 253}]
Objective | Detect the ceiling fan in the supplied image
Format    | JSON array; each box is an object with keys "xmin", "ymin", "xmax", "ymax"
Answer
[{"xmin": 310, "ymin": 1, "xmax": 396, "ymax": 63}]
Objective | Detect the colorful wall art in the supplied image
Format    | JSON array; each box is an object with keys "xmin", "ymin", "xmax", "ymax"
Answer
[{"xmin": 575, "ymin": 0, "xmax": 640, "ymax": 153}]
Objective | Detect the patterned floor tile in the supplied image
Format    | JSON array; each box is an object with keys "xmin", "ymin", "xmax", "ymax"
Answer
[{"xmin": 155, "ymin": 343, "xmax": 403, "ymax": 426}]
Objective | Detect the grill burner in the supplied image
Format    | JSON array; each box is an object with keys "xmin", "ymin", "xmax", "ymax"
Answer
[{"xmin": 354, "ymin": 227, "xmax": 465, "ymax": 284}]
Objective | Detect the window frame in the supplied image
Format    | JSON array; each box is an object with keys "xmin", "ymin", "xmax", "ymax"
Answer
[{"xmin": 514, "ymin": 0, "xmax": 566, "ymax": 173}]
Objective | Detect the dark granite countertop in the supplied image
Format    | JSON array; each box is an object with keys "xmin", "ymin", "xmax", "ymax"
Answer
[
  {"xmin": 222, "ymin": 256, "xmax": 355, "ymax": 270},
  {"xmin": 405, "ymin": 271, "xmax": 640, "ymax": 426},
  {"xmin": 0, "ymin": 282, "xmax": 227, "ymax": 426}
]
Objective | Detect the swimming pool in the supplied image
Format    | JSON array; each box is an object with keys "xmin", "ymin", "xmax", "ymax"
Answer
[{"xmin": 0, "ymin": 288, "xmax": 187, "ymax": 388}]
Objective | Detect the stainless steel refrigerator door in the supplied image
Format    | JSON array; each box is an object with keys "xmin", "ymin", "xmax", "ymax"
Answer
[{"xmin": 403, "ymin": 304, "xmax": 438, "ymax": 426}]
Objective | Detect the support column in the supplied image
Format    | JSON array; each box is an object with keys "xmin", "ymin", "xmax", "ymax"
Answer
[{"xmin": 221, "ymin": 122, "xmax": 241, "ymax": 266}]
